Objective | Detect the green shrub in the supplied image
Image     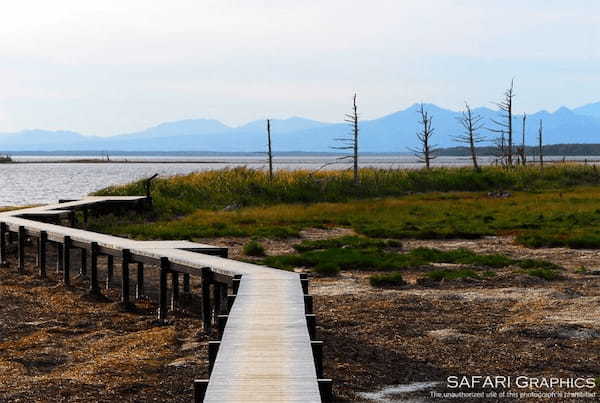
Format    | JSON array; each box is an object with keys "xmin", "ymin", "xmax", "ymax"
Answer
[
  {"xmin": 293, "ymin": 236, "xmax": 400, "ymax": 252},
  {"xmin": 313, "ymin": 262, "xmax": 340, "ymax": 276},
  {"xmin": 426, "ymin": 268, "xmax": 481, "ymax": 281},
  {"xmin": 526, "ymin": 268, "xmax": 561, "ymax": 281},
  {"xmin": 243, "ymin": 240, "xmax": 266, "ymax": 257},
  {"xmin": 369, "ymin": 272, "xmax": 406, "ymax": 287}
]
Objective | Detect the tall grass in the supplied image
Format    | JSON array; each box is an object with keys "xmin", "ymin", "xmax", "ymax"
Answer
[{"xmin": 94, "ymin": 165, "xmax": 600, "ymax": 216}]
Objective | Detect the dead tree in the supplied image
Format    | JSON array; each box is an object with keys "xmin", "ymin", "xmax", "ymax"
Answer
[
  {"xmin": 518, "ymin": 113, "xmax": 527, "ymax": 166},
  {"xmin": 410, "ymin": 103, "xmax": 437, "ymax": 169},
  {"xmin": 333, "ymin": 93, "xmax": 360, "ymax": 184},
  {"xmin": 266, "ymin": 119, "xmax": 273, "ymax": 181},
  {"xmin": 490, "ymin": 79, "xmax": 515, "ymax": 167},
  {"xmin": 538, "ymin": 119, "xmax": 544, "ymax": 169},
  {"xmin": 454, "ymin": 102, "xmax": 485, "ymax": 171},
  {"xmin": 492, "ymin": 131, "xmax": 506, "ymax": 166}
]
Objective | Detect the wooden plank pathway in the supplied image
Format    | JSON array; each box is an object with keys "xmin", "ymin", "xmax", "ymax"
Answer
[{"xmin": 0, "ymin": 197, "xmax": 329, "ymax": 402}]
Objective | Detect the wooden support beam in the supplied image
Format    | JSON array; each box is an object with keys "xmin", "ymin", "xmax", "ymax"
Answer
[
  {"xmin": 89, "ymin": 242, "xmax": 101, "ymax": 296},
  {"xmin": 227, "ymin": 294, "xmax": 236, "ymax": 313},
  {"xmin": 311, "ymin": 341, "xmax": 324, "ymax": 378},
  {"xmin": 318, "ymin": 379, "xmax": 334, "ymax": 402},
  {"xmin": 231, "ymin": 276, "xmax": 242, "ymax": 294},
  {"xmin": 35, "ymin": 237, "xmax": 39, "ymax": 268},
  {"xmin": 304, "ymin": 294, "xmax": 313, "ymax": 314},
  {"xmin": 136, "ymin": 262, "xmax": 144, "ymax": 299},
  {"xmin": 170, "ymin": 271, "xmax": 179, "ymax": 310},
  {"xmin": 193, "ymin": 380, "xmax": 209, "ymax": 403},
  {"xmin": 83, "ymin": 207, "xmax": 89, "ymax": 224},
  {"xmin": 17, "ymin": 226, "xmax": 25, "ymax": 273},
  {"xmin": 301, "ymin": 278, "xmax": 309, "ymax": 294},
  {"xmin": 158, "ymin": 257, "xmax": 169, "ymax": 322},
  {"xmin": 63, "ymin": 236, "xmax": 71, "ymax": 285},
  {"xmin": 121, "ymin": 249, "xmax": 131, "ymax": 305},
  {"xmin": 183, "ymin": 272, "xmax": 190, "ymax": 293},
  {"xmin": 0, "ymin": 222, "xmax": 7, "ymax": 267},
  {"xmin": 306, "ymin": 314, "xmax": 316, "ymax": 340},
  {"xmin": 39, "ymin": 231, "xmax": 47, "ymax": 278},
  {"xmin": 106, "ymin": 255, "xmax": 114, "ymax": 289},
  {"xmin": 217, "ymin": 314, "xmax": 228, "ymax": 340},
  {"xmin": 80, "ymin": 248, "xmax": 87, "ymax": 276},
  {"xmin": 208, "ymin": 341, "xmax": 220, "ymax": 375},
  {"xmin": 68, "ymin": 211, "xmax": 75, "ymax": 227},
  {"xmin": 201, "ymin": 267, "xmax": 212, "ymax": 334},
  {"xmin": 213, "ymin": 282, "xmax": 222, "ymax": 319},
  {"xmin": 56, "ymin": 243, "xmax": 63, "ymax": 274}
]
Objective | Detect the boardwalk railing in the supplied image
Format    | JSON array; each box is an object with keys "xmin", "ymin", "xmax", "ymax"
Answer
[{"xmin": 0, "ymin": 196, "xmax": 332, "ymax": 402}]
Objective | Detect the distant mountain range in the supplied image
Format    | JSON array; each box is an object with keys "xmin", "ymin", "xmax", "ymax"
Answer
[{"xmin": 2, "ymin": 102, "xmax": 600, "ymax": 152}]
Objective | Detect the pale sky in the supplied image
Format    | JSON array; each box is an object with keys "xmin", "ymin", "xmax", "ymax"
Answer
[{"xmin": 0, "ymin": 0, "xmax": 599, "ymax": 136}]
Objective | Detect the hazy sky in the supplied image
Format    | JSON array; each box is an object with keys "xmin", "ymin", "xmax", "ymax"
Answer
[{"xmin": 0, "ymin": 0, "xmax": 599, "ymax": 136}]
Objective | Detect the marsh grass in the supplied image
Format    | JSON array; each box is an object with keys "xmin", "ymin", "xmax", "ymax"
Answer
[
  {"xmin": 426, "ymin": 268, "xmax": 481, "ymax": 281},
  {"xmin": 369, "ymin": 272, "xmax": 406, "ymax": 287},
  {"xmin": 259, "ymin": 242, "xmax": 561, "ymax": 277},
  {"xmin": 94, "ymin": 165, "xmax": 600, "ymax": 215},
  {"xmin": 243, "ymin": 240, "xmax": 266, "ymax": 257},
  {"xmin": 91, "ymin": 166, "xmax": 600, "ymax": 248},
  {"xmin": 525, "ymin": 268, "xmax": 562, "ymax": 281}
]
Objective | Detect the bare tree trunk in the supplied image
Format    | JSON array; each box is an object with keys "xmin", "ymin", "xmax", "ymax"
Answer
[
  {"xmin": 332, "ymin": 93, "xmax": 360, "ymax": 184},
  {"xmin": 521, "ymin": 113, "xmax": 527, "ymax": 166},
  {"xmin": 490, "ymin": 79, "xmax": 516, "ymax": 167},
  {"xmin": 411, "ymin": 103, "xmax": 436, "ymax": 169},
  {"xmin": 538, "ymin": 119, "xmax": 544, "ymax": 169},
  {"xmin": 266, "ymin": 119, "xmax": 273, "ymax": 181},
  {"xmin": 455, "ymin": 102, "xmax": 484, "ymax": 172},
  {"xmin": 351, "ymin": 94, "xmax": 359, "ymax": 184}
]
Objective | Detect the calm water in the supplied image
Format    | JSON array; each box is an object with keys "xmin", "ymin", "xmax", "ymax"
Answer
[{"xmin": 0, "ymin": 155, "xmax": 593, "ymax": 206}]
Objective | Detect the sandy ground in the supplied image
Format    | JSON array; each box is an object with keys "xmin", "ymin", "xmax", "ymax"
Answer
[{"xmin": 2, "ymin": 233, "xmax": 600, "ymax": 401}]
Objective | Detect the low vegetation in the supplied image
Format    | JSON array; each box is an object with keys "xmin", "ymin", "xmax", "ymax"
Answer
[
  {"xmin": 90, "ymin": 166, "xmax": 600, "ymax": 250},
  {"xmin": 369, "ymin": 272, "xmax": 406, "ymax": 287},
  {"xmin": 242, "ymin": 240, "xmax": 266, "ymax": 257}
]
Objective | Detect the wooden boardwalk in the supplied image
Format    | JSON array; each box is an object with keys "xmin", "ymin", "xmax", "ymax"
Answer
[{"xmin": 0, "ymin": 197, "xmax": 329, "ymax": 402}]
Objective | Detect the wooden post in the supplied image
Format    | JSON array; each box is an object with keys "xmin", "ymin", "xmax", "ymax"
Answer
[
  {"xmin": 232, "ymin": 275, "xmax": 241, "ymax": 294},
  {"xmin": 56, "ymin": 243, "xmax": 63, "ymax": 274},
  {"xmin": 306, "ymin": 314, "xmax": 316, "ymax": 339},
  {"xmin": 301, "ymin": 278, "xmax": 309, "ymax": 294},
  {"xmin": 227, "ymin": 294, "xmax": 236, "ymax": 313},
  {"xmin": 311, "ymin": 341, "xmax": 324, "ymax": 378},
  {"xmin": 68, "ymin": 211, "xmax": 75, "ymax": 227},
  {"xmin": 35, "ymin": 237, "xmax": 39, "ymax": 268},
  {"xmin": 158, "ymin": 257, "xmax": 169, "ymax": 322},
  {"xmin": 217, "ymin": 314, "xmax": 228, "ymax": 340},
  {"xmin": 201, "ymin": 267, "xmax": 212, "ymax": 333},
  {"xmin": 193, "ymin": 380, "xmax": 209, "ymax": 403},
  {"xmin": 39, "ymin": 231, "xmax": 47, "ymax": 278},
  {"xmin": 0, "ymin": 222, "xmax": 7, "ymax": 267},
  {"xmin": 183, "ymin": 272, "xmax": 190, "ymax": 293},
  {"xmin": 318, "ymin": 379, "xmax": 334, "ymax": 402},
  {"xmin": 17, "ymin": 226, "xmax": 25, "ymax": 273},
  {"xmin": 63, "ymin": 236, "xmax": 71, "ymax": 286},
  {"xmin": 83, "ymin": 207, "xmax": 89, "ymax": 224},
  {"xmin": 121, "ymin": 249, "xmax": 131, "ymax": 305},
  {"xmin": 213, "ymin": 282, "xmax": 222, "ymax": 318},
  {"xmin": 208, "ymin": 341, "xmax": 220, "ymax": 375},
  {"xmin": 304, "ymin": 295, "xmax": 313, "ymax": 314},
  {"xmin": 106, "ymin": 255, "xmax": 114, "ymax": 289},
  {"xmin": 89, "ymin": 242, "xmax": 100, "ymax": 296},
  {"xmin": 136, "ymin": 262, "xmax": 144, "ymax": 299},
  {"xmin": 80, "ymin": 248, "xmax": 87, "ymax": 276},
  {"xmin": 170, "ymin": 271, "xmax": 179, "ymax": 310}
]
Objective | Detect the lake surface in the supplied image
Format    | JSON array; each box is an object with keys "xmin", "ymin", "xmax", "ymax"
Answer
[{"xmin": 0, "ymin": 155, "xmax": 592, "ymax": 206}]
